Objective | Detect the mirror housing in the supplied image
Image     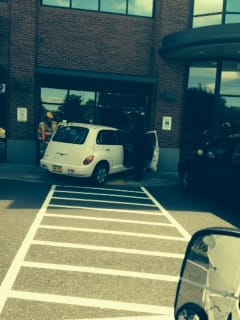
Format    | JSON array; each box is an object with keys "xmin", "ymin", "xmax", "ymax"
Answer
[{"xmin": 174, "ymin": 227, "xmax": 240, "ymax": 320}]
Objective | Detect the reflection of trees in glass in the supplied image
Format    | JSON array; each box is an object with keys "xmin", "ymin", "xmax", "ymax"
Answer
[
  {"xmin": 98, "ymin": 92, "xmax": 146, "ymax": 129},
  {"xmin": 60, "ymin": 94, "xmax": 83, "ymax": 122},
  {"xmin": 59, "ymin": 94, "xmax": 97, "ymax": 123},
  {"xmin": 183, "ymin": 85, "xmax": 215, "ymax": 144}
]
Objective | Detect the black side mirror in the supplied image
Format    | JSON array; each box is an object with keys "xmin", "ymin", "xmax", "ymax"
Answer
[{"xmin": 174, "ymin": 228, "xmax": 240, "ymax": 320}]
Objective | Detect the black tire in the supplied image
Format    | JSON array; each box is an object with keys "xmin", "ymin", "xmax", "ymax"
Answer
[
  {"xmin": 175, "ymin": 303, "xmax": 208, "ymax": 320},
  {"xmin": 91, "ymin": 162, "xmax": 109, "ymax": 185}
]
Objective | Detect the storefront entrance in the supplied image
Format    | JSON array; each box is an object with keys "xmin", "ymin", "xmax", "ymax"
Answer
[
  {"xmin": 37, "ymin": 75, "xmax": 153, "ymax": 159},
  {"xmin": 181, "ymin": 61, "xmax": 240, "ymax": 159}
]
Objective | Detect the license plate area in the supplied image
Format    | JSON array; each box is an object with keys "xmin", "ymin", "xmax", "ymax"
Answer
[{"xmin": 52, "ymin": 165, "xmax": 62, "ymax": 173}]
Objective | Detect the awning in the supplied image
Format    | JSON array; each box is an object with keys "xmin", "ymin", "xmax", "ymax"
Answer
[
  {"xmin": 160, "ymin": 23, "xmax": 240, "ymax": 60},
  {"xmin": 36, "ymin": 67, "xmax": 157, "ymax": 84}
]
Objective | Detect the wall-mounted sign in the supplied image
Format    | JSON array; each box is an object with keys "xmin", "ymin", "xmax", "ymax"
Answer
[
  {"xmin": 162, "ymin": 116, "xmax": 172, "ymax": 131},
  {"xmin": 17, "ymin": 107, "xmax": 28, "ymax": 122}
]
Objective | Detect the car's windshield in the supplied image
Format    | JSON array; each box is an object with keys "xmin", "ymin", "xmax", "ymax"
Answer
[{"xmin": 52, "ymin": 126, "xmax": 89, "ymax": 144}]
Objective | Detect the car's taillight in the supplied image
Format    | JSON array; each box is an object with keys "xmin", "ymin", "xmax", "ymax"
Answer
[{"xmin": 83, "ymin": 155, "xmax": 94, "ymax": 165}]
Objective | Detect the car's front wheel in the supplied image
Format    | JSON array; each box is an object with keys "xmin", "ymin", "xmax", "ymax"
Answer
[{"xmin": 91, "ymin": 162, "xmax": 109, "ymax": 185}]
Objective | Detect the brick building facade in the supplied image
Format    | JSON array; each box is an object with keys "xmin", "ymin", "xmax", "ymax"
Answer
[{"xmin": 1, "ymin": 0, "xmax": 240, "ymax": 170}]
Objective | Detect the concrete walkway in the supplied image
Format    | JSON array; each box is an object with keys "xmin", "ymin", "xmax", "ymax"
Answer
[{"xmin": 0, "ymin": 163, "xmax": 179, "ymax": 187}]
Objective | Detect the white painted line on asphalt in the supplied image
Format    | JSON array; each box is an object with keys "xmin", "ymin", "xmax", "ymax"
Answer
[
  {"xmin": 52, "ymin": 195, "xmax": 157, "ymax": 208},
  {"xmin": 9, "ymin": 290, "xmax": 173, "ymax": 315},
  {"xmin": 56, "ymin": 185, "xmax": 145, "ymax": 194},
  {"xmin": 142, "ymin": 187, "xmax": 191, "ymax": 242},
  {"xmin": 39, "ymin": 224, "xmax": 185, "ymax": 241},
  {"xmin": 44, "ymin": 213, "xmax": 174, "ymax": 227},
  {"xmin": 0, "ymin": 185, "xmax": 57, "ymax": 315},
  {"xmin": 23, "ymin": 261, "xmax": 179, "ymax": 282},
  {"xmin": 32, "ymin": 240, "xmax": 184, "ymax": 259},
  {"xmin": 49, "ymin": 204, "xmax": 165, "ymax": 215},
  {"xmin": 79, "ymin": 315, "xmax": 174, "ymax": 320},
  {"xmin": 55, "ymin": 189, "xmax": 148, "ymax": 200}
]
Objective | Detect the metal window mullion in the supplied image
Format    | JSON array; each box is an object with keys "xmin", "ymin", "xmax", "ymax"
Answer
[{"xmin": 222, "ymin": 0, "xmax": 227, "ymax": 24}]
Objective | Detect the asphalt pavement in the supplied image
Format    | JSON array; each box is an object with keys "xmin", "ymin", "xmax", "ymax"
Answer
[{"xmin": 0, "ymin": 163, "xmax": 179, "ymax": 187}]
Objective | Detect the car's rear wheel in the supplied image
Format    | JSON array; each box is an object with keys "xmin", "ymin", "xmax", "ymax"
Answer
[{"xmin": 91, "ymin": 162, "xmax": 109, "ymax": 185}]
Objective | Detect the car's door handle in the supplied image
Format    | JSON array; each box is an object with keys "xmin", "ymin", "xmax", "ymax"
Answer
[{"xmin": 105, "ymin": 148, "xmax": 111, "ymax": 151}]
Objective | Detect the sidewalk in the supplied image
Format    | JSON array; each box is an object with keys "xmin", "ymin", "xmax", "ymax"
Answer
[{"xmin": 0, "ymin": 162, "xmax": 179, "ymax": 187}]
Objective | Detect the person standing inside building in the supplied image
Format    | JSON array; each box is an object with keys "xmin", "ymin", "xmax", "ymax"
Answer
[
  {"xmin": 38, "ymin": 112, "xmax": 57, "ymax": 142},
  {"xmin": 38, "ymin": 112, "xmax": 57, "ymax": 157},
  {"xmin": 130, "ymin": 113, "xmax": 147, "ymax": 181}
]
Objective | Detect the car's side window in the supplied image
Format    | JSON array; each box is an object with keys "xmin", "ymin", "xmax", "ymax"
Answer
[{"xmin": 97, "ymin": 131, "xmax": 118, "ymax": 145}]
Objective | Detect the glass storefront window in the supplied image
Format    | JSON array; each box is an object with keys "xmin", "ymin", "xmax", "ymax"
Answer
[
  {"xmin": 225, "ymin": 13, "xmax": 240, "ymax": 23},
  {"xmin": 41, "ymin": 0, "xmax": 154, "ymax": 17},
  {"xmin": 188, "ymin": 63, "xmax": 217, "ymax": 92},
  {"xmin": 220, "ymin": 63, "xmax": 240, "ymax": 95},
  {"xmin": 38, "ymin": 85, "xmax": 149, "ymax": 158},
  {"xmin": 42, "ymin": 0, "xmax": 69, "ymax": 7},
  {"xmin": 193, "ymin": 0, "xmax": 240, "ymax": 27},
  {"xmin": 194, "ymin": 0, "xmax": 223, "ymax": 15},
  {"xmin": 41, "ymin": 88, "xmax": 67, "ymax": 104},
  {"xmin": 181, "ymin": 62, "xmax": 217, "ymax": 158},
  {"xmin": 72, "ymin": 0, "xmax": 98, "ymax": 10},
  {"xmin": 69, "ymin": 90, "xmax": 95, "ymax": 105},
  {"xmin": 128, "ymin": 0, "xmax": 153, "ymax": 17},
  {"xmin": 219, "ymin": 62, "xmax": 240, "ymax": 135},
  {"xmin": 100, "ymin": 0, "xmax": 126, "ymax": 14},
  {"xmin": 226, "ymin": 0, "xmax": 240, "ymax": 12},
  {"xmin": 193, "ymin": 15, "xmax": 222, "ymax": 28}
]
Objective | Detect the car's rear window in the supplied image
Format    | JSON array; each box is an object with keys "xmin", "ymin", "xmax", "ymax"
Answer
[{"xmin": 52, "ymin": 126, "xmax": 89, "ymax": 144}]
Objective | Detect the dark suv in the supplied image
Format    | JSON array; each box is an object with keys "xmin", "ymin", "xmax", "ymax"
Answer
[{"xmin": 178, "ymin": 134, "xmax": 240, "ymax": 204}]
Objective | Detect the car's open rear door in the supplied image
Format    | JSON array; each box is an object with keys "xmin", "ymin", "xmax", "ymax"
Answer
[{"xmin": 145, "ymin": 130, "xmax": 159, "ymax": 171}]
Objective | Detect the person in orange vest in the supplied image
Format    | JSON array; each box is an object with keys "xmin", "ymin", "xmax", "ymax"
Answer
[{"xmin": 38, "ymin": 112, "xmax": 57, "ymax": 142}]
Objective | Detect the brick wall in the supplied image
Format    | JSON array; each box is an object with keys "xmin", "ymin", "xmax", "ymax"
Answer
[
  {"xmin": 7, "ymin": 0, "xmax": 37, "ymax": 140},
  {"xmin": 38, "ymin": 7, "xmax": 155, "ymax": 76},
  {"xmin": 153, "ymin": 0, "xmax": 192, "ymax": 148}
]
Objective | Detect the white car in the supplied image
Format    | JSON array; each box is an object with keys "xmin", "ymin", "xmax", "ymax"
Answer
[{"xmin": 40, "ymin": 122, "xmax": 159, "ymax": 184}]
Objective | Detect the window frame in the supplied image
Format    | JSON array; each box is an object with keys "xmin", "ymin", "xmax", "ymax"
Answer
[
  {"xmin": 40, "ymin": 0, "xmax": 155, "ymax": 18},
  {"xmin": 192, "ymin": 0, "xmax": 240, "ymax": 27}
]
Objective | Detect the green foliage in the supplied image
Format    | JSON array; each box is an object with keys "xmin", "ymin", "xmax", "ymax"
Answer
[{"xmin": 60, "ymin": 94, "xmax": 83, "ymax": 122}]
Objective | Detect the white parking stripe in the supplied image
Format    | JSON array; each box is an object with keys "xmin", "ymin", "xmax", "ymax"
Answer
[
  {"xmin": 32, "ymin": 240, "xmax": 184, "ymax": 258},
  {"xmin": 142, "ymin": 187, "xmax": 191, "ymax": 241},
  {"xmin": 56, "ymin": 189, "xmax": 148, "ymax": 200},
  {"xmin": 80, "ymin": 316, "xmax": 174, "ymax": 320},
  {"xmin": 44, "ymin": 213, "xmax": 174, "ymax": 227},
  {"xmin": 23, "ymin": 261, "xmax": 179, "ymax": 282},
  {"xmin": 49, "ymin": 204, "xmax": 166, "ymax": 215},
  {"xmin": 52, "ymin": 195, "xmax": 157, "ymax": 207},
  {"xmin": 39, "ymin": 224, "xmax": 186, "ymax": 241},
  {"xmin": 0, "ymin": 185, "xmax": 56, "ymax": 314},
  {"xmin": 9, "ymin": 290, "xmax": 173, "ymax": 315},
  {"xmin": 56, "ymin": 185, "xmax": 145, "ymax": 194}
]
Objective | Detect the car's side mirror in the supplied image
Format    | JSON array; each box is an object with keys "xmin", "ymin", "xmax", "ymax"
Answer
[{"xmin": 174, "ymin": 228, "xmax": 240, "ymax": 320}]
